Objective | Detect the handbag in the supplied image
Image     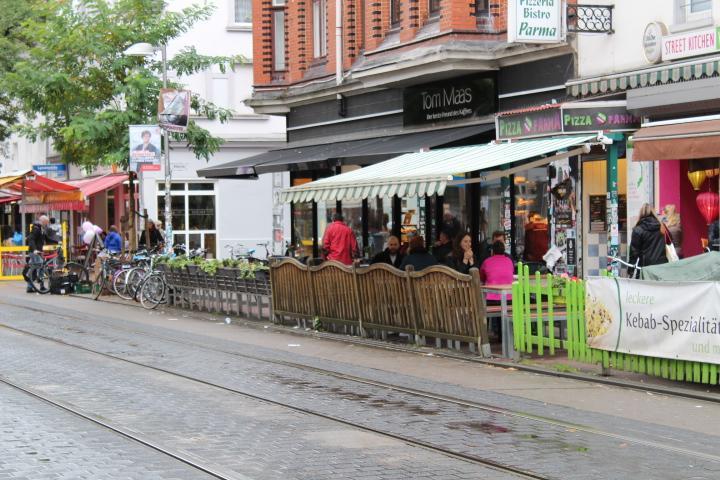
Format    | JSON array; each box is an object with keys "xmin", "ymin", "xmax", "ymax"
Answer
[{"xmin": 663, "ymin": 227, "xmax": 679, "ymax": 263}]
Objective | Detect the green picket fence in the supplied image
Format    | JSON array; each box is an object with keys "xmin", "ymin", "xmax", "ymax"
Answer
[{"xmin": 512, "ymin": 264, "xmax": 719, "ymax": 386}]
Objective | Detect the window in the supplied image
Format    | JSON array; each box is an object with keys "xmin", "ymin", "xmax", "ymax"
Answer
[
  {"xmin": 313, "ymin": 0, "xmax": 328, "ymax": 58},
  {"xmin": 689, "ymin": 0, "xmax": 711, "ymax": 13},
  {"xmin": 157, "ymin": 182, "xmax": 217, "ymax": 257},
  {"xmin": 429, "ymin": 0, "xmax": 441, "ymax": 16},
  {"xmin": 513, "ymin": 168, "xmax": 550, "ymax": 263},
  {"xmin": 676, "ymin": 0, "xmax": 712, "ymax": 24},
  {"xmin": 273, "ymin": 9, "xmax": 286, "ymax": 71},
  {"xmin": 233, "ymin": 0, "xmax": 252, "ymax": 24},
  {"xmin": 391, "ymin": 0, "xmax": 401, "ymax": 26},
  {"xmin": 475, "ymin": 0, "xmax": 488, "ymax": 14}
]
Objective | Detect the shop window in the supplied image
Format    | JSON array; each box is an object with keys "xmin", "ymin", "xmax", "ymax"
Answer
[
  {"xmin": 514, "ymin": 168, "xmax": 550, "ymax": 263},
  {"xmin": 291, "ymin": 202, "xmax": 315, "ymax": 259},
  {"xmin": 233, "ymin": 0, "xmax": 252, "ymax": 24},
  {"xmin": 429, "ymin": 0, "xmax": 441, "ymax": 16},
  {"xmin": 342, "ymin": 197, "xmax": 363, "ymax": 253},
  {"xmin": 479, "ymin": 180, "xmax": 504, "ymax": 243},
  {"xmin": 368, "ymin": 197, "xmax": 391, "ymax": 256},
  {"xmin": 441, "ymin": 184, "xmax": 468, "ymax": 241},
  {"xmin": 273, "ymin": 10, "xmax": 286, "ymax": 71},
  {"xmin": 157, "ymin": 182, "xmax": 217, "ymax": 257},
  {"xmin": 313, "ymin": 0, "xmax": 328, "ymax": 58}
]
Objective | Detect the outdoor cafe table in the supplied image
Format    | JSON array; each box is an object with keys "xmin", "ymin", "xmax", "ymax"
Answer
[{"xmin": 480, "ymin": 284, "xmax": 514, "ymax": 359}]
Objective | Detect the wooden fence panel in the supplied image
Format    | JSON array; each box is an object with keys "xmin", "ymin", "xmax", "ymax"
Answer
[
  {"xmin": 309, "ymin": 261, "xmax": 359, "ymax": 327},
  {"xmin": 270, "ymin": 258, "xmax": 314, "ymax": 319},
  {"xmin": 355, "ymin": 264, "xmax": 416, "ymax": 334}
]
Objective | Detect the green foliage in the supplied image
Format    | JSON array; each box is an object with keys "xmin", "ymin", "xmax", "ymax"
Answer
[
  {"xmin": 1, "ymin": 0, "xmax": 236, "ymax": 168},
  {"xmin": 165, "ymin": 255, "xmax": 267, "ymax": 279}
]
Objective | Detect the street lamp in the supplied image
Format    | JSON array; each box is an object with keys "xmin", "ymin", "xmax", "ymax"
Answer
[{"xmin": 124, "ymin": 42, "xmax": 173, "ymax": 254}]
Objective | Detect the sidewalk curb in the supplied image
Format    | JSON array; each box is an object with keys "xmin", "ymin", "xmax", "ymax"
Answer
[{"xmin": 62, "ymin": 293, "xmax": 720, "ymax": 404}]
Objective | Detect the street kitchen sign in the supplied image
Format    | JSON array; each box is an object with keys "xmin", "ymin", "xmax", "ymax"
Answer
[
  {"xmin": 586, "ymin": 277, "xmax": 720, "ymax": 365},
  {"xmin": 508, "ymin": 0, "xmax": 564, "ymax": 44},
  {"xmin": 403, "ymin": 75, "xmax": 496, "ymax": 127},
  {"xmin": 662, "ymin": 26, "xmax": 720, "ymax": 61},
  {"xmin": 496, "ymin": 104, "xmax": 640, "ymax": 140}
]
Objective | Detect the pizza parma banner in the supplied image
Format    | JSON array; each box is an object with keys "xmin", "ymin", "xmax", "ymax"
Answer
[{"xmin": 585, "ymin": 277, "xmax": 720, "ymax": 365}]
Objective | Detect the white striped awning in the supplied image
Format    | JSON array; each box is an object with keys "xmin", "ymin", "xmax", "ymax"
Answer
[{"xmin": 280, "ymin": 135, "xmax": 597, "ymax": 203}]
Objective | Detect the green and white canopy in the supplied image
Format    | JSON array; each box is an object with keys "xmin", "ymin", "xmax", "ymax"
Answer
[
  {"xmin": 280, "ymin": 134, "xmax": 597, "ymax": 203},
  {"xmin": 567, "ymin": 55, "xmax": 720, "ymax": 98}
]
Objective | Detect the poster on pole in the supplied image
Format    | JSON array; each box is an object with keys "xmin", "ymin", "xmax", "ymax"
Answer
[
  {"xmin": 129, "ymin": 125, "xmax": 162, "ymax": 173},
  {"xmin": 158, "ymin": 88, "xmax": 190, "ymax": 132},
  {"xmin": 585, "ymin": 277, "xmax": 720, "ymax": 365}
]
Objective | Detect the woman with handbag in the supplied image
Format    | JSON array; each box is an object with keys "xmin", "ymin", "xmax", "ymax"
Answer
[
  {"xmin": 662, "ymin": 204, "xmax": 683, "ymax": 258},
  {"xmin": 629, "ymin": 204, "xmax": 669, "ymax": 274}
]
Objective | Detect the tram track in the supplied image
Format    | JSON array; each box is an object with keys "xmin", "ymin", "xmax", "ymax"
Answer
[
  {"xmin": 3, "ymin": 300, "xmax": 720, "ymax": 470},
  {"xmin": 0, "ymin": 320, "xmax": 549, "ymax": 480}
]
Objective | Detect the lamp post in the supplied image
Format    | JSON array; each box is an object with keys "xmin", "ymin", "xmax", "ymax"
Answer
[{"xmin": 124, "ymin": 42, "xmax": 173, "ymax": 254}]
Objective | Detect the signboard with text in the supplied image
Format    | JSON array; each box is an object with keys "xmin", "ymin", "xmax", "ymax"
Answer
[
  {"xmin": 497, "ymin": 104, "xmax": 641, "ymax": 140},
  {"xmin": 662, "ymin": 26, "xmax": 720, "ymax": 61},
  {"xmin": 33, "ymin": 164, "xmax": 67, "ymax": 180},
  {"xmin": 586, "ymin": 277, "xmax": 720, "ymax": 365},
  {"xmin": 403, "ymin": 75, "xmax": 496, "ymax": 127},
  {"xmin": 508, "ymin": 0, "xmax": 564, "ymax": 44}
]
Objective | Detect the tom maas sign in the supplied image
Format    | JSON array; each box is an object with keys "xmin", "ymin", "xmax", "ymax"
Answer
[{"xmin": 508, "ymin": 0, "xmax": 564, "ymax": 44}]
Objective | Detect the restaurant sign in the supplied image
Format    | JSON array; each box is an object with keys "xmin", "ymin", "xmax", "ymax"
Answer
[
  {"xmin": 662, "ymin": 26, "xmax": 720, "ymax": 61},
  {"xmin": 497, "ymin": 104, "xmax": 640, "ymax": 140},
  {"xmin": 508, "ymin": 0, "xmax": 564, "ymax": 44},
  {"xmin": 403, "ymin": 75, "xmax": 496, "ymax": 127}
]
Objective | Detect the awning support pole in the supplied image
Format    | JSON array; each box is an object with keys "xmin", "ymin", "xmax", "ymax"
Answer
[{"xmin": 606, "ymin": 133, "xmax": 624, "ymax": 276}]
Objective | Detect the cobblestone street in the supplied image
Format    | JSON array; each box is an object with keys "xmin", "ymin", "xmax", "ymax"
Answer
[{"xmin": 2, "ymin": 287, "xmax": 720, "ymax": 479}]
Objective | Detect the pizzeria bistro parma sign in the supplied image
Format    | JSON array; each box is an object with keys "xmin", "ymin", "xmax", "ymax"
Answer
[
  {"xmin": 496, "ymin": 105, "xmax": 640, "ymax": 140},
  {"xmin": 508, "ymin": 0, "xmax": 564, "ymax": 44}
]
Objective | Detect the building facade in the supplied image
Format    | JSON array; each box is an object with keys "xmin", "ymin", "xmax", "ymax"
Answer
[
  {"xmin": 236, "ymin": 0, "xmax": 579, "ymax": 266},
  {"xmin": 568, "ymin": 0, "xmax": 720, "ymax": 269}
]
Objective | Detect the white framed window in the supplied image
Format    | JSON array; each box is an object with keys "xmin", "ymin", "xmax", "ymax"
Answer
[
  {"xmin": 157, "ymin": 182, "xmax": 217, "ymax": 257},
  {"xmin": 272, "ymin": 0, "xmax": 286, "ymax": 5},
  {"xmin": 273, "ymin": 9, "xmax": 286, "ymax": 71},
  {"xmin": 675, "ymin": 0, "xmax": 712, "ymax": 25},
  {"xmin": 230, "ymin": 0, "xmax": 252, "ymax": 27},
  {"xmin": 313, "ymin": 0, "xmax": 328, "ymax": 58}
]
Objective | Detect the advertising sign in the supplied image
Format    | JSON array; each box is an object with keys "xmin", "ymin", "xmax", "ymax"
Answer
[
  {"xmin": 508, "ymin": 0, "xmax": 564, "ymax": 44},
  {"xmin": 662, "ymin": 26, "xmax": 720, "ymax": 61},
  {"xmin": 129, "ymin": 125, "xmax": 162, "ymax": 173},
  {"xmin": 586, "ymin": 277, "xmax": 720, "ymax": 365},
  {"xmin": 497, "ymin": 104, "xmax": 641, "ymax": 140},
  {"xmin": 403, "ymin": 75, "xmax": 496, "ymax": 127},
  {"xmin": 33, "ymin": 164, "xmax": 67, "ymax": 180},
  {"xmin": 158, "ymin": 88, "xmax": 191, "ymax": 132}
]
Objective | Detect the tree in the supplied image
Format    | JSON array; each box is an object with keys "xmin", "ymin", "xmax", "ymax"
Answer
[{"xmin": 1, "ymin": 0, "xmax": 245, "ymax": 170}]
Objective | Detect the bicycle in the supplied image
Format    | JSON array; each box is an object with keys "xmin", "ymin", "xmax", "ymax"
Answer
[
  {"xmin": 23, "ymin": 248, "xmax": 64, "ymax": 294},
  {"xmin": 91, "ymin": 252, "xmax": 123, "ymax": 300},
  {"xmin": 607, "ymin": 256, "xmax": 642, "ymax": 279},
  {"xmin": 137, "ymin": 269, "xmax": 168, "ymax": 309}
]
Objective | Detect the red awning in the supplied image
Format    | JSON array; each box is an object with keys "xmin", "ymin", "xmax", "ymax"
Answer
[
  {"xmin": 0, "ymin": 195, "xmax": 20, "ymax": 205},
  {"xmin": 21, "ymin": 201, "xmax": 86, "ymax": 213},
  {"xmin": 67, "ymin": 173, "xmax": 127, "ymax": 197},
  {"xmin": 633, "ymin": 119, "xmax": 720, "ymax": 161}
]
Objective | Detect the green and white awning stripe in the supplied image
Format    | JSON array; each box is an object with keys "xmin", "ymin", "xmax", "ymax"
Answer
[
  {"xmin": 567, "ymin": 56, "xmax": 720, "ymax": 98},
  {"xmin": 280, "ymin": 135, "xmax": 596, "ymax": 203}
]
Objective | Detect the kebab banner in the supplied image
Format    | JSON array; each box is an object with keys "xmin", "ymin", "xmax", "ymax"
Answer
[{"xmin": 585, "ymin": 277, "xmax": 720, "ymax": 364}]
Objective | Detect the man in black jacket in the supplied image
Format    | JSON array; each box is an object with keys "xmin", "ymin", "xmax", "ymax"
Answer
[
  {"xmin": 23, "ymin": 215, "xmax": 49, "ymax": 293},
  {"xmin": 371, "ymin": 235, "xmax": 404, "ymax": 268}
]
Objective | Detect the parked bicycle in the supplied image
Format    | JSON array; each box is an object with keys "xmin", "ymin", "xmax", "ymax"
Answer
[{"xmin": 607, "ymin": 256, "xmax": 642, "ymax": 279}]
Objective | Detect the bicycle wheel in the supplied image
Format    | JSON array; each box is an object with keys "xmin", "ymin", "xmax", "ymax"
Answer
[
  {"xmin": 126, "ymin": 267, "xmax": 147, "ymax": 301},
  {"xmin": 92, "ymin": 272, "xmax": 106, "ymax": 300},
  {"xmin": 113, "ymin": 269, "xmax": 133, "ymax": 300},
  {"xmin": 139, "ymin": 273, "xmax": 165, "ymax": 310},
  {"xmin": 29, "ymin": 265, "xmax": 52, "ymax": 294}
]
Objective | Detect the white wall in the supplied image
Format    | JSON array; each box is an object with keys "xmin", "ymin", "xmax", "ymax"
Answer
[{"xmin": 576, "ymin": 0, "xmax": 720, "ymax": 78}]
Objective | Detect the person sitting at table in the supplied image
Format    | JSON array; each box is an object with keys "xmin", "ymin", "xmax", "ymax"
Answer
[
  {"xmin": 432, "ymin": 231, "xmax": 453, "ymax": 264},
  {"xmin": 480, "ymin": 240, "xmax": 514, "ymax": 340},
  {"xmin": 399, "ymin": 235, "xmax": 437, "ymax": 272},
  {"xmin": 446, "ymin": 233, "xmax": 479, "ymax": 274},
  {"xmin": 371, "ymin": 235, "xmax": 404, "ymax": 268}
]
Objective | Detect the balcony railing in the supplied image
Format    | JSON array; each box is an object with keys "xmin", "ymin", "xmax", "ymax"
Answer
[{"xmin": 566, "ymin": 4, "xmax": 614, "ymax": 34}]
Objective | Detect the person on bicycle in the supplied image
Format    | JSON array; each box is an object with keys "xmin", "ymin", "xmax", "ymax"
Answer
[{"xmin": 23, "ymin": 214, "xmax": 49, "ymax": 293}]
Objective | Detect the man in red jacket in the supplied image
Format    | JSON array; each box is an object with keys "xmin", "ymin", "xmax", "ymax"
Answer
[{"xmin": 322, "ymin": 213, "xmax": 358, "ymax": 265}]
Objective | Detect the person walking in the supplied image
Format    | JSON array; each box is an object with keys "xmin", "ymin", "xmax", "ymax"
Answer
[
  {"xmin": 629, "ymin": 204, "xmax": 668, "ymax": 271},
  {"xmin": 105, "ymin": 225, "xmax": 123, "ymax": 254},
  {"xmin": 447, "ymin": 233, "xmax": 479, "ymax": 274},
  {"xmin": 322, "ymin": 213, "xmax": 358, "ymax": 265},
  {"xmin": 371, "ymin": 235, "xmax": 404, "ymax": 268},
  {"xmin": 399, "ymin": 236, "xmax": 437, "ymax": 271},
  {"xmin": 23, "ymin": 214, "xmax": 49, "ymax": 293},
  {"xmin": 662, "ymin": 204, "xmax": 683, "ymax": 258}
]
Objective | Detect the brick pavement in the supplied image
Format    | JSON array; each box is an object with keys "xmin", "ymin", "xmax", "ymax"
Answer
[
  {"xmin": 0, "ymin": 328, "xmax": 517, "ymax": 480},
  {"xmin": 2, "ymin": 303, "xmax": 720, "ymax": 479},
  {"xmin": 0, "ymin": 381, "xmax": 219, "ymax": 480}
]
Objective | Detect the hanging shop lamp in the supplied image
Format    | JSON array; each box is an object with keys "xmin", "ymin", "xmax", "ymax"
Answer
[
  {"xmin": 705, "ymin": 168, "xmax": 720, "ymax": 178},
  {"xmin": 688, "ymin": 170, "xmax": 707, "ymax": 191},
  {"xmin": 696, "ymin": 191, "xmax": 720, "ymax": 225}
]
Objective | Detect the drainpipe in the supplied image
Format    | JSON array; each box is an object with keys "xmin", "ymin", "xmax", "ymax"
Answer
[{"xmin": 336, "ymin": 0, "xmax": 346, "ymax": 116}]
